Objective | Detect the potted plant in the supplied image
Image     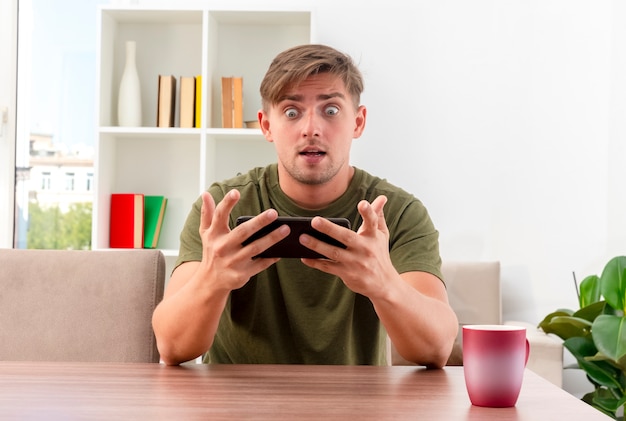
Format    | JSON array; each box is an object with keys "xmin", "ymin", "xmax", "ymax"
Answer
[{"xmin": 539, "ymin": 255, "xmax": 626, "ymax": 420}]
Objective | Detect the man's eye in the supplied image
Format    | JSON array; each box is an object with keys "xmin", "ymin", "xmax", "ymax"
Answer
[
  {"xmin": 325, "ymin": 105, "xmax": 339, "ymax": 116},
  {"xmin": 284, "ymin": 108, "xmax": 299, "ymax": 118}
]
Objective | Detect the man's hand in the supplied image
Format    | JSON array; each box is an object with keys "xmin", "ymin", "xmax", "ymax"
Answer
[
  {"xmin": 197, "ymin": 189, "xmax": 289, "ymax": 292},
  {"xmin": 299, "ymin": 195, "xmax": 394, "ymax": 298}
]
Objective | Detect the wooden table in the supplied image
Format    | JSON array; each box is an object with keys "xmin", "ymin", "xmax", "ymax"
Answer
[{"xmin": 0, "ymin": 362, "xmax": 611, "ymax": 420}]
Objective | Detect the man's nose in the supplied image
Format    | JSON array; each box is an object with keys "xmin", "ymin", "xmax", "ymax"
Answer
[{"xmin": 301, "ymin": 110, "xmax": 321, "ymax": 137}]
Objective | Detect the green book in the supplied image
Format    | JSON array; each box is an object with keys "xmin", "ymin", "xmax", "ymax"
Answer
[{"xmin": 143, "ymin": 196, "xmax": 167, "ymax": 248}]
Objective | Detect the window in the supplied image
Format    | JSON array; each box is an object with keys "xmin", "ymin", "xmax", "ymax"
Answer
[
  {"xmin": 86, "ymin": 172, "xmax": 93, "ymax": 192},
  {"xmin": 13, "ymin": 0, "xmax": 109, "ymax": 249},
  {"xmin": 41, "ymin": 171, "xmax": 51, "ymax": 190},
  {"xmin": 64, "ymin": 172, "xmax": 75, "ymax": 191}
]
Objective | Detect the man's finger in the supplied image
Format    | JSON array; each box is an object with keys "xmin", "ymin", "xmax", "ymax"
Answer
[
  {"xmin": 211, "ymin": 189, "xmax": 241, "ymax": 231},
  {"xmin": 357, "ymin": 195, "xmax": 388, "ymax": 234},
  {"xmin": 199, "ymin": 192, "xmax": 216, "ymax": 233},
  {"xmin": 370, "ymin": 195, "xmax": 388, "ymax": 231}
]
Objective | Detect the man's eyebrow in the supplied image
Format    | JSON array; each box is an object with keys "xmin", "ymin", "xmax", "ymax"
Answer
[
  {"xmin": 279, "ymin": 94, "xmax": 303, "ymax": 102},
  {"xmin": 278, "ymin": 92, "xmax": 346, "ymax": 103},
  {"xmin": 318, "ymin": 92, "xmax": 345, "ymax": 101}
]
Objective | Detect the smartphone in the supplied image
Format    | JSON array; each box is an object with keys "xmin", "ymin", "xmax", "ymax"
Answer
[{"xmin": 236, "ymin": 216, "xmax": 351, "ymax": 259}]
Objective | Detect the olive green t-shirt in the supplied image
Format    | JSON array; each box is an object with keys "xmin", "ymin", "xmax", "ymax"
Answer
[{"xmin": 176, "ymin": 164, "xmax": 442, "ymax": 365}]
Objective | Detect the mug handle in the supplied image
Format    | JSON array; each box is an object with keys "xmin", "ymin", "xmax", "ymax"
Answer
[{"xmin": 524, "ymin": 338, "xmax": 530, "ymax": 366}]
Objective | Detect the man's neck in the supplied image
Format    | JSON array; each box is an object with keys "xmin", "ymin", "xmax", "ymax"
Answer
[{"xmin": 278, "ymin": 166, "xmax": 355, "ymax": 210}]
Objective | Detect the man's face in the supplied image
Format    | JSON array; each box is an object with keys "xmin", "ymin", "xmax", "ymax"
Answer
[{"xmin": 259, "ymin": 72, "xmax": 366, "ymax": 187}]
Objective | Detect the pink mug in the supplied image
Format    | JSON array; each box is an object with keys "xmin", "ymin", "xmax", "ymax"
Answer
[{"xmin": 462, "ymin": 324, "xmax": 530, "ymax": 407}]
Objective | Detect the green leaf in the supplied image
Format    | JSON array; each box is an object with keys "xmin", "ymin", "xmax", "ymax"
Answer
[
  {"xmin": 592, "ymin": 315, "xmax": 626, "ymax": 362},
  {"xmin": 538, "ymin": 309, "xmax": 573, "ymax": 330},
  {"xmin": 600, "ymin": 256, "xmax": 626, "ymax": 313},
  {"xmin": 573, "ymin": 301, "xmax": 607, "ymax": 322},
  {"xmin": 582, "ymin": 391, "xmax": 616, "ymax": 418},
  {"xmin": 587, "ymin": 352, "xmax": 626, "ymax": 379},
  {"xmin": 615, "ymin": 392, "xmax": 626, "ymax": 409},
  {"xmin": 616, "ymin": 354, "xmax": 626, "ymax": 372},
  {"xmin": 565, "ymin": 337, "xmax": 622, "ymax": 389},
  {"xmin": 590, "ymin": 388, "xmax": 621, "ymax": 414},
  {"xmin": 564, "ymin": 336, "xmax": 597, "ymax": 359},
  {"xmin": 579, "ymin": 275, "xmax": 601, "ymax": 308},
  {"xmin": 539, "ymin": 315, "xmax": 592, "ymax": 340},
  {"xmin": 538, "ymin": 309, "xmax": 574, "ymax": 324}
]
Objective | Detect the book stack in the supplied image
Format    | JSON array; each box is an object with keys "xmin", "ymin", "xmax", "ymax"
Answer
[
  {"xmin": 156, "ymin": 74, "xmax": 202, "ymax": 128},
  {"xmin": 110, "ymin": 193, "xmax": 168, "ymax": 249},
  {"xmin": 221, "ymin": 76, "xmax": 243, "ymax": 128}
]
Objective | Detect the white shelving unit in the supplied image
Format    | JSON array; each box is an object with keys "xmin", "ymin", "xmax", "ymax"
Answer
[{"xmin": 93, "ymin": 4, "xmax": 313, "ymax": 257}]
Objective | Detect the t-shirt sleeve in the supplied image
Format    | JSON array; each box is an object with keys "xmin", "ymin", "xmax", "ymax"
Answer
[
  {"xmin": 388, "ymin": 199, "xmax": 443, "ymax": 282},
  {"xmin": 174, "ymin": 186, "xmax": 227, "ymax": 270}
]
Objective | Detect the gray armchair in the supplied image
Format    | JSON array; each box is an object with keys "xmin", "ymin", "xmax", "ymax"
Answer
[{"xmin": 0, "ymin": 249, "xmax": 165, "ymax": 362}]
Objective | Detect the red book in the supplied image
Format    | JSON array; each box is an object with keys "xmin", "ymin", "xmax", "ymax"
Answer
[{"xmin": 110, "ymin": 193, "xmax": 144, "ymax": 248}]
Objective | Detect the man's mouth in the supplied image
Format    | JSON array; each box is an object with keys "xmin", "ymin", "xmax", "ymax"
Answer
[{"xmin": 300, "ymin": 150, "xmax": 326, "ymax": 156}]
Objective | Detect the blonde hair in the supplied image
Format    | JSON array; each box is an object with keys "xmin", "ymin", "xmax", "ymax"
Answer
[{"xmin": 260, "ymin": 44, "xmax": 364, "ymax": 110}]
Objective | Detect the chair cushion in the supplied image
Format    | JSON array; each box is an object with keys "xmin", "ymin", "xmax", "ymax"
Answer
[{"xmin": 0, "ymin": 249, "xmax": 165, "ymax": 362}]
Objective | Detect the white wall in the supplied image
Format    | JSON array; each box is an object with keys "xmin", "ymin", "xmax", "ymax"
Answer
[{"xmin": 312, "ymin": 0, "xmax": 624, "ymax": 326}]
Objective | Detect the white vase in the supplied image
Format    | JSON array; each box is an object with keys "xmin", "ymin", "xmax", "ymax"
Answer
[{"xmin": 117, "ymin": 41, "xmax": 142, "ymax": 127}]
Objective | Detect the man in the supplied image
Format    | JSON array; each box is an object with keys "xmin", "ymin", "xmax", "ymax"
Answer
[{"xmin": 152, "ymin": 44, "xmax": 458, "ymax": 367}]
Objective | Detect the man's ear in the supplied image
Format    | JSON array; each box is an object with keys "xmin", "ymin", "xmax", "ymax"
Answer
[
  {"xmin": 353, "ymin": 105, "xmax": 367, "ymax": 139},
  {"xmin": 258, "ymin": 110, "xmax": 273, "ymax": 143}
]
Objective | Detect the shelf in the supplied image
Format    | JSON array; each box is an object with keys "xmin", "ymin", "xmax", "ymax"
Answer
[
  {"xmin": 99, "ymin": 126, "xmax": 202, "ymax": 138},
  {"xmin": 209, "ymin": 10, "xmax": 311, "ymax": 25},
  {"xmin": 100, "ymin": 7, "xmax": 203, "ymax": 24},
  {"xmin": 99, "ymin": 126, "xmax": 261, "ymax": 137},
  {"xmin": 206, "ymin": 128, "xmax": 262, "ymax": 140}
]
